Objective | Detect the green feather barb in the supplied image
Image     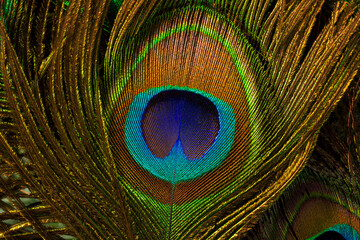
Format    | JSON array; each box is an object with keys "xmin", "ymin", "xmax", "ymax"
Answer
[{"xmin": 0, "ymin": 0, "xmax": 360, "ymax": 239}]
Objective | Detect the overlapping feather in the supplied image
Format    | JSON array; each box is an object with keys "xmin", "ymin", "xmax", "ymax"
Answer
[{"xmin": 246, "ymin": 76, "xmax": 360, "ymax": 240}]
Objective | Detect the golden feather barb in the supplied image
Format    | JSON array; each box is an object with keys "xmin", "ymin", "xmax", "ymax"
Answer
[
  {"xmin": 0, "ymin": 0, "xmax": 360, "ymax": 239},
  {"xmin": 247, "ymin": 77, "xmax": 360, "ymax": 240}
]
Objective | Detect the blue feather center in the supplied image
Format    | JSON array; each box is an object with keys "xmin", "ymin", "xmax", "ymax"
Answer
[
  {"xmin": 125, "ymin": 86, "xmax": 236, "ymax": 183},
  {"xmin": 141, "ymin": 90, "xmax": 219, "ymax": 159}
]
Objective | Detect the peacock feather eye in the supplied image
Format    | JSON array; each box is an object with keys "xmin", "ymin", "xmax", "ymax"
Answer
[
  {"xmin": 124, "ymin": 87, "xmax": 235, "ymax": 182},
  {"xmin": 245, "ymin": 166, "xmax": 360, "ymax": 240},
  {"xmin": 102, "ymin": 1, "xmax": 360, "ymax": 238},
  {"xmin": 246, "ymin": 78, "xmax": 360, "ymax": 240},
  {"xmin": 1, "ymin": 0, "xmax": 360, "ymax": 239},
  {"xmin": 310, "ymin": 225, "xmax": 360, "ymax": 240},
  {"xmin": 104, "ymin": 6, "xmax": 264, "ymax": 237}
]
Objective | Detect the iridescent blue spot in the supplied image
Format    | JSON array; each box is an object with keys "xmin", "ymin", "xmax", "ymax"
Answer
[
  {"xmin": 141, "ymin": 90, "xmax": 219, "ymax": 159},
  {"xmin": 125, "ymin": 86, "xmax": 235, "ymax": 183}
]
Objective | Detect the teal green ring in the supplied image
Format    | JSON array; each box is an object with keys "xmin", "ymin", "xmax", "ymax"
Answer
[
  {"xmin": 307, "ymin": 224, "xmax": 360, "ymax": 240},
  {"xmin": 125, "ymin": 86, "xmax": 236, "ymax": 183}
]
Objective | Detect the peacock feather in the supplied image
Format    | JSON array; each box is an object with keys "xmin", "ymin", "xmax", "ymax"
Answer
[
  {"xmin": 0, "ymin": 0, "xmax": 360, "ymax": 239},
  {"xmin": 246, "ymin": 76, "xmax": 360, "ymax": 240}
]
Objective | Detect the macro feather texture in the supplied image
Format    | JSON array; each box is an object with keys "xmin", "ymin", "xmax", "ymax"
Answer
[
  {"xmin": 246, "ymin": 76, "xmax": 360, "ymax": 240},
  {"xmin": 0, "ymin": 0, "xmax": 360, "ymax": 239}
]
